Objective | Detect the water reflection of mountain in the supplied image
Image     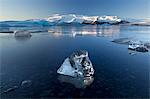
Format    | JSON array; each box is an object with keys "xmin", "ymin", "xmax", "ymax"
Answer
[{"xmin": 49, "ymin": 25, "xmax": 120, "ymax": 37}]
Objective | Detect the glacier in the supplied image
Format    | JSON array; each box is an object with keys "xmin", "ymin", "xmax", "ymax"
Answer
[{"xmin": 0, "ymin": 14, "xmax": 150, "ymax": 27}]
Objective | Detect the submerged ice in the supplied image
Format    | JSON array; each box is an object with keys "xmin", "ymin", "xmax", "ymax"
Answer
[{"xmin": 58, "ymin": 75, "xmax": 94, "ymax": 89}]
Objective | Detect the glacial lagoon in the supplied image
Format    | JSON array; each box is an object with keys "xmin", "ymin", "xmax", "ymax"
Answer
[{"xmin": 0, "ymin": 25, "xmax": 150, "ymax": 98}]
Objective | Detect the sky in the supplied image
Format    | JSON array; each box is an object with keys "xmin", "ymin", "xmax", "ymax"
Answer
[{"xmin": 0, "ymin": 0, "xmax": 149, "ymax": 20}]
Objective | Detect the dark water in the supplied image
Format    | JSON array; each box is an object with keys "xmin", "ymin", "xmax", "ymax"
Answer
[{"xmin": 0, "ymin": 25, "xmax": 150, "ymax": 98}]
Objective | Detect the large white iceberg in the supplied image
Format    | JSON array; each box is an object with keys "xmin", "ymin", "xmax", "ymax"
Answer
[{"xmin": 57, "ymin": 50, "xmax": 94, "ymax": 77}]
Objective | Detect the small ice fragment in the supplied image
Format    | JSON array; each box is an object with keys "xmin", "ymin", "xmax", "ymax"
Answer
[
  {"xmin": 21, "ymin": 80, "xmax": 32, "ymax": 87},
  {"xmin": 3, "ymin": 86, "xmax": 18, "ymax": 93}
]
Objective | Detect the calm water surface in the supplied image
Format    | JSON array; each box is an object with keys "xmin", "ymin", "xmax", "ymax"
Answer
[{"xmin": 0, "ymin": 25, "xmax": 150, "ymax": 98}]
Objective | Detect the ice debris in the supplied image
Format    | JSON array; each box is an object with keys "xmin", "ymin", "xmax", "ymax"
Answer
[
  {"xmin": 21, "ymin": 80, "xmax": 32, "ymax": 88},
  {"xmin": 3, "ymin": 86, "xmax": 18, "ymax": 93},
  {"xmin": 57, "ymin": 50, "xmax": 94, "ymax": 78},
  {"xmin": 112, "ymin": 38, "xmax": 149, "ymax": 52},
  {"xmin": 128, "ymin": 41, "xmax": 148, "ymax": 52}
]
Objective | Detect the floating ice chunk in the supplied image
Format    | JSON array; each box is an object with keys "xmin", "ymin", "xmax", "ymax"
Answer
[
  {"xmin": 112, "ymin": 38, "xmax": 131, "ymax": 44},
  {"xmin": 128, "ymin": 40, "xmax": 148, "ymax": 52},
  {"xmin": 14, "ymin": 30, "xmax": 32, "ymax": 37},
  {"xmin": 57, "ymin": 50, "xmax": 94, "ymax": 77},
  {"xmin": 112, "ymin": 38, "xmax": 149, "ymax": 52},
  {"xmin": 3, "ymin": 86, "xmax": 18, "ymax": 93},
  {"xmin": 21, "ymin": 80, "xmax": 32, "ymax": 87}
]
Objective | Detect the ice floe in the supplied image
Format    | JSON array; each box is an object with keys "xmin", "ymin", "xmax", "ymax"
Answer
[
  {"xmin": 57, "ymin": 50, "xmax": 94, "ymax": 77},
  {"xmin": 128, "ymin": 41, "xmax": 148, "ymax": 52},
  {"xmin": 21, "ymin": 80, "xmax": 32, "ymax": 88},
  {"xmin": 112, "ymin": 38, "xmax": 149, "ymax": 52},
  {"xmin": 14, "ymin": 30, "xmax": 32, "ymax": 37}
]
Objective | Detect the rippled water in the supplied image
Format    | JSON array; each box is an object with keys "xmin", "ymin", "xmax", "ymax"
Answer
[{"xmin": 0, "ymin": 25, "xmax": 150, "ymax": 98}]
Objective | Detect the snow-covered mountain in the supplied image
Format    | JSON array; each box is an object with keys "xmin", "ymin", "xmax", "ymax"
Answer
[{"xmin": 0, "ymin": 14, "xmax": 150, "ymax": 27}]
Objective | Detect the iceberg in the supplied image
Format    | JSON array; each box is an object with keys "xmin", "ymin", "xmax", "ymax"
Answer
[
  {"xmin": 112, "ymin": 38, "xmax": 149, "ymax": 52},
  {"xmin": 14, "ymin": 30, "xmax": 32, "ymax": 37},
  {"xmin": 57, "ymin": 50, "xmax": 94, "ymax": 77},
  {"xmin": 128, "ymin": 40, "xmax": 148, "ymax": 52},
  {"xmin": 21, "ymin": 80, "xmax": 32, "ymax": 88}
]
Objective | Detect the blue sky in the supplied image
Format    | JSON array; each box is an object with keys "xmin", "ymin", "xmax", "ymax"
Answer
[{"xmin": 0, "ymin": 0, "xmax": 149, "ymax": 20}]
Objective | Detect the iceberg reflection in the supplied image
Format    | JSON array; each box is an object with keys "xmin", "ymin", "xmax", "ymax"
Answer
[
  {"xmin": 15, "ymin": 36, "xmax": 31, "ymax": 42},
  {"xmin": 58, "ymin": 75, "xmax": 94, "ymax": 89}
]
